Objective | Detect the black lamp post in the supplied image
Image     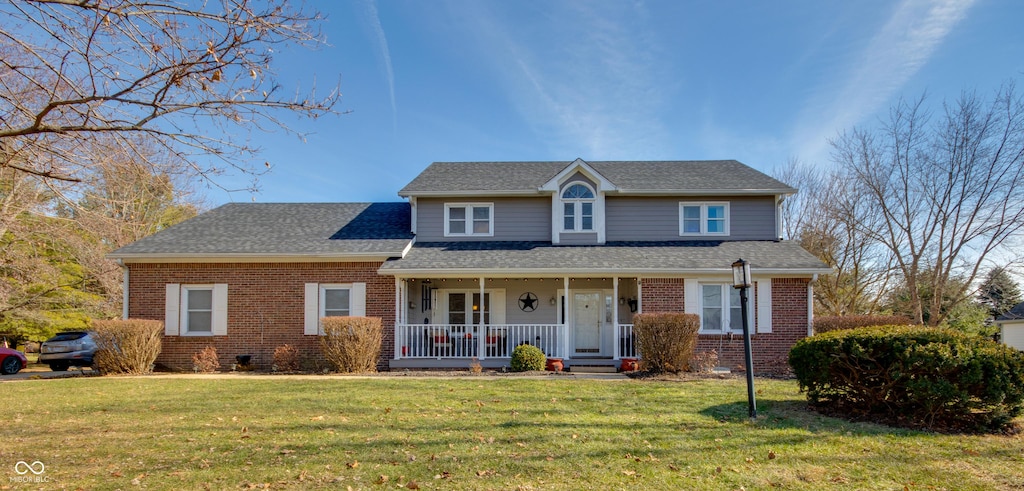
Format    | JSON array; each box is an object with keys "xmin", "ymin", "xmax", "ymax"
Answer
[{"xmin": 732, "ymin": 258, "xmax": 757, "ymax": 420}]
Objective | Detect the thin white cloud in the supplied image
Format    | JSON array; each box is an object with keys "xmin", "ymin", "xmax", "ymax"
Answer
[
  {"xmin": 361, "ymin": 0, "xmax": 398, "ymax": 131},
  {"xmin": 457, "ymin": 1, "xmax": 671, "ymax": 159},
  {"xmin": 792, "ymin": 0, "xmax": 975, "ymax": 164}
]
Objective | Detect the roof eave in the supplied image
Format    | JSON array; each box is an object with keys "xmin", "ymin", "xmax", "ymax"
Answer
[
  {"xmin": 378, "ymin": 266, "xmax": 833, "ymax": 277},
  {"xmin": 616, "ymin": 188, "xmax": 799, "ymax": 196},
  {"xmin": 398, "ymin": 190, "xmax": 545, "ymax": 198},
  {"xmin": 109, "ymin": 251, "xmax": 406, "ymax": 264}
]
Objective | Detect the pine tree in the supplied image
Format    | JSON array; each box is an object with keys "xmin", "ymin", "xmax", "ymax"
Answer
[{"xmin": 977, "ymin": 267, "xmax": 1023, "ymax": 318}]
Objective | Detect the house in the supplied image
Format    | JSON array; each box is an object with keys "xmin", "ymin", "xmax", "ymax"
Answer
[
  {"xmin": 996, "ymin": 302, "xmax": 1024, "ymax": 351},
  {"xmin": 109, "ymin": 159, "xmax": 830, "ymax": 374}
]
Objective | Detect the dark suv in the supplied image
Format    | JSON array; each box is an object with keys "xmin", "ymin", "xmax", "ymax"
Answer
[{"xmin": 39, "ymin": 331, "xmax": 97, "ymax": 371}]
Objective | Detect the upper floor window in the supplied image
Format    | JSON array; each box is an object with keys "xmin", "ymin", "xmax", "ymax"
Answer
[
  {"xmin": 444, "ymin": 203, "xmax": 493, "ymax": 237},
  {"xmin": 562, "ymin": 183, "xmax": 595, "ymax": 232},
  {"xmin": 679, "ymin": 202, "xmax": 729, "ymax": 236}
]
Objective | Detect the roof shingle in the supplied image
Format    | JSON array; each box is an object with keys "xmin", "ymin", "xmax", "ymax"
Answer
[
  {"xmin": 110, "ymin": 202, "xmax": 413, "ymax": 258},
  {"xmin": 398, "ymin": 160, "xmax": 796, "ymax": 196},
  {"xmin": 378, "ymin": 240, "xmax": 829, "ymax": 275}
]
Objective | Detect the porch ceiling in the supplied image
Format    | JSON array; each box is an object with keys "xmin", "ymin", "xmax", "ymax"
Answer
[{"xmin": 379, "ymin": 240, "xmax": 830, "ymax": 276}]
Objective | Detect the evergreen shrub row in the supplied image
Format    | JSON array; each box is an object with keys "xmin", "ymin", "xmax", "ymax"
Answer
[{"xmin": 789, "ymin": 325, "xmax": 1024, "ymax": 432}]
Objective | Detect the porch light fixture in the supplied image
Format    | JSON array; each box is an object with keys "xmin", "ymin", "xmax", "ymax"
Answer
[{"xmin": 731, "ymin": 258, "xmax": 757, "ymax": 420}]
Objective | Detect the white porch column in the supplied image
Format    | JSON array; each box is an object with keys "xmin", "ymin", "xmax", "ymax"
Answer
[
  {"xmin": 479, "ymin": 277, "xmax": 487, "ymax": 360},
  {"xmin": 613, "ymin": 276, "xmax": 620, "ymax": 360},
  {"xmin": 637, "ymin": 278, "xmax": 643, "ymax": 313},
  {"xmin": 394, "ymin": 277, "xmax": 402, "ymax": 359},
  {"xmin": 562, "ymin": 276, "xmax": 570, "ymax": 358}
]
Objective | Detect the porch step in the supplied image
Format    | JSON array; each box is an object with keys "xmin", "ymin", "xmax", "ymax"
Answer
[{"xmin": 570, "ymin": 365, "xmax": 618, "ymax": 373}]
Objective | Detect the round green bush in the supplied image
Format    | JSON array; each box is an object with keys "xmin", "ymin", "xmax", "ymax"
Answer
[
  {"xmin": 510, "ymin": 344, "xmax": 546, "ymax": 372},
  {"xmin": 789, "ymin": 325, "xmax": 1024, "ymax": 433}
]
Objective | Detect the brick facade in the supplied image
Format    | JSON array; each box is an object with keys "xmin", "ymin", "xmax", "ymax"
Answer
[
  {"xmin": 639, "ymin": 277, "xmax": 810, "ymax": 376},
  {"xmin": 128, "ymin": 262, "xmax": 395, "ymax": 371}
]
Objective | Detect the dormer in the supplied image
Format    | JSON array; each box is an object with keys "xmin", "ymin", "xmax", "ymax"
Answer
[{"xmin": 539, "ymin": 158, "xmax": 617, "ymax": 244}]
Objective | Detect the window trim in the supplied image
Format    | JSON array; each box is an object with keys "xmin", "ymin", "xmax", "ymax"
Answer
[
  {"xmin": 181, "ymin": 285, "xmax": 214, "ymax": 335},
  {"xmin": 697, "ymin": 283, "xmax": 750, "ymax": 334},
  {"xmin": 443, "ymin": 203, "xmax": 494, "ymax": 237},
  {"xmin": 319, "ymin": 284, "xmax": 353, "ymax": 318},
  {"xmin": 561, "ymin": 182, "xmax": 596, "ymax": 233},
  {"xmin": 165, "ymin": 283, "xmax": 227, "ymax": 337},
  {"xmin": 678, "ymin": 202, "xmax": 730, "ymax": 236}
]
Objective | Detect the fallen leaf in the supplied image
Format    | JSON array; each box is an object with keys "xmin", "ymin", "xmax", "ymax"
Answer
[
  {"xmin": 406, "ymin": 482, "xmax": 419, "ymax": 490},
  {"xmin": 768, "ymin": 450, "xmax": 777, "ymax": 460},
  {"xmin": 374, "ymin": 475, "xmax": 388, "ymax": 484},
  {"xmin": 311, "ymin": 415, "xmax": 324, "ymax": 421},
  {"xmin": 346, "ymin": 461, "xmax": 359, "ymax": 469}
]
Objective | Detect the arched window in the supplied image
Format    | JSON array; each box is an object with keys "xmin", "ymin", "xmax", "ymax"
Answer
[{"xmin": 561, "ymin": 183, "xmax": 595, "ymax": 231}]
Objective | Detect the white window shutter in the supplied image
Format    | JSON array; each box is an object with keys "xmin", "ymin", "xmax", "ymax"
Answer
[
  {"xmin": 684, "ymin": 279, "xmax": 699, "ymax": 314},
  {"xmin": 165, "ymin": 284, "xmax": 180, "ymax": 336},
  {"xmin": 351, "ymin": 282, "xmax": 367, "ymax": 317},
  {"xmin": 212, "ymin": 284, "xmax": 228, "ymax": 336},
  {"xmin": 756, "ymin": 279, "xmax": 772, "ymax": 333},
  {"xmin": 304, "ymin": 283, "xmax": 320, "ymax": 335}
]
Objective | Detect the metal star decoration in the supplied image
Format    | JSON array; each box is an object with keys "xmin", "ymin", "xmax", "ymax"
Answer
[{"xmin": 518, "ymin": 292, "xmax": 538, "ymax": 312}]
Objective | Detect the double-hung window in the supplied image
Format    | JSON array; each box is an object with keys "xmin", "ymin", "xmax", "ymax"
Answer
[
  {"xmin": 303, "ymin": 282, "xmax": 367, "ymax": 335},
  {"xmin": 165, "ymin": 283, "xmax": 228, "ymax": 336},
  {"xmin": 321, "ymin": 286, "xmax": 351, "ymax": 317},
  {"xmin": 183, "ymin": 286, "xmax": 213, "ymax": 334},
  {"xmin": 562, "ymin": 183, "xmax": 595, "ymax": 232},
  {"xmin": 679, "ymin": 202, "xmax": 729, "ymax": 236},
  {"xmin": 445, "ymin": 203, "xmax": 493, "ymax": 237},
  {"xmin": 700, "ymin": 284, "xmax": 745, "ymax": 333}
]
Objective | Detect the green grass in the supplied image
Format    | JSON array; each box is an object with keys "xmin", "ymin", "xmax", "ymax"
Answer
[{"xmin": 2, "ymin": 376, "xmax": 1022, "ymax": 490}]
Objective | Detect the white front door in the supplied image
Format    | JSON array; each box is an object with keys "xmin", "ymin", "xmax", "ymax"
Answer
[{"xmin": 573, "ymin": 291, "xmax": 602, "ymax": 354}]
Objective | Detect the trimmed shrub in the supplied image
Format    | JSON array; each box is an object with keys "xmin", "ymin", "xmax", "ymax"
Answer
[
  {"xmin": 633, "ymin": 313, "xmax": 700, "ymax": 373},
  {"xmin": 92, "ymin": 319, "xmax": 163, "ymax": 375},
  {"xmin": 789, "ymin": 325, "xmax": 1024, "ymax": 432},
  {"xmin": 191, "ymin": 346, "xmax": 220, "ymax": 373},
  {"xmin": 510, "ymin": 344, "xmax": 546, "ymax": 372},
  {"xmin": 273, "ymin": 344, "xmax": 300, "ymax": 372},
  {"xmin": 690, "ymin": 349, "xmax": 719, "ymax": 373},
  {"xmin": 814, "ymin": 315, "xmax": 913, "ymax": 334},
  {"xmin": 320, "ymin": 317, "xmax": 383, "ymax": 373}
]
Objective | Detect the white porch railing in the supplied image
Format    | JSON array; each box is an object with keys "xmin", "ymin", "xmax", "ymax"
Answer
[
  {"xmin": 395, "ymin": 324, "xmax": 564, "ymax": 359},
  {"xmin": 616, "ymin": 323, "xmax": 638, "ymax": 359}
]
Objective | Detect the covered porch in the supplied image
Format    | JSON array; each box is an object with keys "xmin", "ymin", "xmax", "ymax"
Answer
[{"xmin": 390, "ymin": 276, "xmax": 641, "ymax": 368}]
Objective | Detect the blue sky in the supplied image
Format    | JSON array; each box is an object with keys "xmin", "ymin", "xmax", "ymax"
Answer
[{"xmin": 216, "ymin": 0, "xmax": 1024, "ymax": 204}]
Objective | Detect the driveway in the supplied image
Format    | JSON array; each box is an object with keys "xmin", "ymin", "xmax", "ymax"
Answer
[{"xmin": 0, "ymin": 363, "xmax": 97, "ymax": 381}]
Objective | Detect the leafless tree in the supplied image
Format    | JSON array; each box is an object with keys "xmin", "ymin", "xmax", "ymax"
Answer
[
  {"xmin": 774, "ymin": 160, "xmax": 893, "ymax": 316},
  {"xmin": 0, "ymin": 0, "xmax": 339, "ymax": 190},
  {"xmin": 831, "ymin": 83, "xmax": 1024, "ymax": 325}
]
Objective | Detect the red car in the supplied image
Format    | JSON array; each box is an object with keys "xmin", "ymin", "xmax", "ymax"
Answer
[{"xmin": 0, "ymin": 347, "xmax": 28, "ymax": 375}]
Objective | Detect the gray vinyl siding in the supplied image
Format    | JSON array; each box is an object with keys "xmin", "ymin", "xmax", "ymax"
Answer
[
  {"xmin": 605, "ymin": 196, "xmax": 777, "ymax": 241},
  {"xmin": 416, "ymin": 197, "xmax": 551, "ymax": 241}
]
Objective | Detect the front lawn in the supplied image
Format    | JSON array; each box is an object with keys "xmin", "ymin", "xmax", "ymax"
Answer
[{"xmin": 1, "ymin": 376, "xmax": 1021, "ymax": 489}]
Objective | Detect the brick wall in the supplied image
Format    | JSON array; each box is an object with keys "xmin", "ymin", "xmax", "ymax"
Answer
[
  {"xmin": 639, "ymin": 278, "xmax": 686, "ymax": 312},
  {"xmin": 128, "ymin": 262, "xmax": 395, "ymax": 371},
  {"xmin": 640, "ymin": 277, "xmax": 810, "ymax": 376}
]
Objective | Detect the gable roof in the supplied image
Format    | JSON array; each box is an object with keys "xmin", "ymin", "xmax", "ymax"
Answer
[
  {"xmin": 398, "ymin": 160, "xmax": 797, "ymax": 197},
  {"xmin": 378, "ymin": 240, "xmax": 830, "ymax": 276},
  {"xmin": 109, "ymin": 202, "xmax": 413, "ymax": 262},
  {"xmin": 997, "ymin": 302, "xmax": 1024, "ymax": 321}
]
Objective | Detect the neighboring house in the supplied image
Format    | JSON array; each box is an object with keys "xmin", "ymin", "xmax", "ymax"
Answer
[
  {"xmin": 109, "ymin": 159, "xmax": 830, "ymax": 374},
  {"xmin": 996, "ymin": 302, "xmax": 1024, "ymax": 351}
]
